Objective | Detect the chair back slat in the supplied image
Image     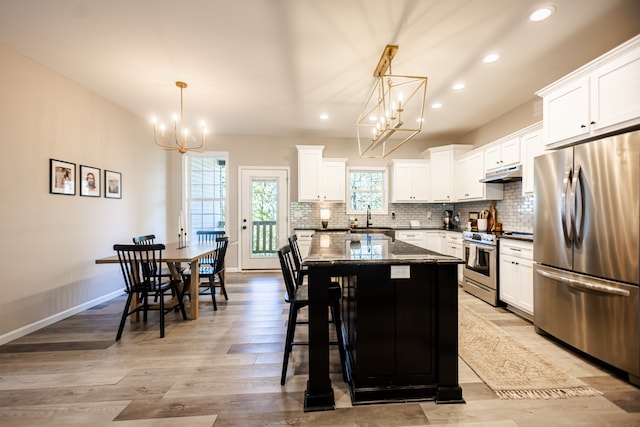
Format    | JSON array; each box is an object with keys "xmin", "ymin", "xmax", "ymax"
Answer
[
  {"xmin": 288, "ymin": 235, "xmax": 304, "ymax": 272},
  {"xmin": 213, "ymin": 236, "xmax": 229, "ymax": 274},
  {"xmin": 114, "ymin": 243, "xmax": 165, "ymax": 294},
  {"xmin": 277, "ymin": 245, "xmax": 297, "ymax": 302},
  {"xmin": 132, "ymin": 234, "xmax": 156, "ymax": 245},
  {"xmin": 197, "ymin": 231, "xmax": 225, "ymax": 265}
]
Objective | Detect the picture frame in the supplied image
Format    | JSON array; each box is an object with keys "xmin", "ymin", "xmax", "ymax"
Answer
[
  {"xmin": 79, "ymin": 165, "xmax": 101, "ymax": 197},
  {"xmin": 104, "ymin": 170, "xmax": 122, "ymax": 199},
  {"xmin": 50, "ymin": 159, "xmax": 76, "ymax": 195}
]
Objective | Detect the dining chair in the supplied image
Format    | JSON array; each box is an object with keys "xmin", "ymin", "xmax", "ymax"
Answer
[
  {"xmin": 113, "ymin": 243, "xmax": 187, "ymax": 340},
  {"xmin": 182, "ymin": 233, "xmax": 229, "ymax": 311},
  {"xmin": 288, "ymin": 234, "xmax": 308, "ymax": 288},
  {"xmin": 277, "ymin": 244, "xmax": 345, "ymax": 385}
]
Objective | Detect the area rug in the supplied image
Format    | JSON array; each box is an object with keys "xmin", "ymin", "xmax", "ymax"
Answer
[{"xmin": 458, "ymin": 303, "xmax": 601, "ymax": 400}]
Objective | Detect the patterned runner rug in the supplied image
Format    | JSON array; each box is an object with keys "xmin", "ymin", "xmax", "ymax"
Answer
[{"xmin": 458, "ymin": 303, "xmax": 601, "ymax": 399}]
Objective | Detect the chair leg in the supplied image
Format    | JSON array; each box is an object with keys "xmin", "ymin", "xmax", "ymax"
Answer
[
  {"xmin": 159, "ymin": 288, "xmax": 165, "ymax": 338},
  {"xmin": 218, "ymin": 272, "xmax": 228, "ymax": 300},
  {"xmin": 209, "ymin": 277, "xmax": 218, "ymax": 311},
  {"xmin": 116, "ymin": 293, "xmax": 134, "ymax": 341},
  {"xmin": 281, "ymin": 304, "xmax": 299, "ymax": 385}
]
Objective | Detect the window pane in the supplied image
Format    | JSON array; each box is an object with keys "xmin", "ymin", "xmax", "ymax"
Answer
[
  {"xmin": 348, "ymin": 169, "xmax": 386, "ymax": 213},
  {"xmin": 186, "ymin": 153, "xmax": 227, "ymax": 239}
]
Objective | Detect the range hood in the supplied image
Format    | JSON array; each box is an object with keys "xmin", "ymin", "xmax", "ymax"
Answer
[{"xmin": 480, "ymin": 164, "xmax": 523, "ymax": 183}]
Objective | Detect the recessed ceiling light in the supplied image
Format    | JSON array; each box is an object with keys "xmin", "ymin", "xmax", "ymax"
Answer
[
  {"xmin": 529, "ymin": 6, "xmax": 555, "ymax": 22},
  {"xmin": 452, "ymin": 83, "xmax": 466, "ymax": 91},
  {"xmin": 483, "ymin": 53, "xmax": 500, "ymax": 63},
  {"xmin": 319, "ymin": 113, "xmax": 329, "ymax": 120},
  {"xmin": 431, "ymin": 102, "xmax": 443, "ymax": 109}
]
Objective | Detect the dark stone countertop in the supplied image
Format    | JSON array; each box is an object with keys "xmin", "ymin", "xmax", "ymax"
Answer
[{"xmin": 304, "ymin": 232, "xmax": 463, "ymax": 266}]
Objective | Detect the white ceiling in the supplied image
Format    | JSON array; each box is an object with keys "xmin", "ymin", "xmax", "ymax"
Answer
[{"xmin": 1, "ymin": 0, "xmax": 639, "ymax": 143}]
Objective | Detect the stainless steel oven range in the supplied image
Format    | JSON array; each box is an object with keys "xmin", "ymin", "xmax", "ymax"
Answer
[{"xmin": 462, "ymin": 231, "xmax": 499, "ymax": 306}]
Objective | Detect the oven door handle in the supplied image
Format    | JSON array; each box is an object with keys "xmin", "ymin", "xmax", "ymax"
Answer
[
  {"xmin": 464, "ymin": 243, "xmax": 495, "ymax": 252},
  {"xmin": 537, "ymin": 268, "xmax": 630, "ymax": 297}
]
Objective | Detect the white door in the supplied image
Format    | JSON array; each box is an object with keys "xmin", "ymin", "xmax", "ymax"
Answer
[{"xmin": 240, "ymin": 168, "xmax": 289, "ymax": 270}]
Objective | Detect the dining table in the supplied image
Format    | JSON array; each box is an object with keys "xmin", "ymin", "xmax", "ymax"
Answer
[{"xmin": 95, "ymin": 240, "xmax": 219, "ymax": 320}]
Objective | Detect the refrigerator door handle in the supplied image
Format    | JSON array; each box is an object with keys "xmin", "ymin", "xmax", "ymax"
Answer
[
  {"xmin": 570, "ymin": 165, "xmax": 584, "ymax": 245},
  {"xmin": 570, "ymin": 165, "xmax": 585, "ymax": 247},
  {"xmin": 561, "ymin": 166, "xmax": 573, "ymax": 243},
  {"xmin": 536, "ymin": 268, "xmax": 630, "ymax": 297}
]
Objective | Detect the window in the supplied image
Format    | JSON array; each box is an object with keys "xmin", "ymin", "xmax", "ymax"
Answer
[
  {"xmin": 347, "ymin": 167, "xmax": 388, "ymax": 215},
  {"xmin": 184, "ymin": 153, "xmax": 227, "ymax": 239}
]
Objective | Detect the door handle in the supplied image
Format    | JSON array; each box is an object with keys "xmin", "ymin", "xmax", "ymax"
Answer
[
  {"xmin": 570, "ymin": 165, "xmax": 585, "ymax": 248},
  {"xmin": 561, "ymin": 166, "xmax": 572, "ymax": 243},
  {"xmin": 536, "ymin": 267, "xmax": 630, "ymax": 297}
]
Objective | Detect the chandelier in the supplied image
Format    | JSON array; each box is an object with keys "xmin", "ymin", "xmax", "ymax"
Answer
[
  {"xmin": 152, "ymin": 81, "xmax": 207, "ymax": 154},
  {"xmin": 356, "ymin": 45, "xmax": 428, "ymax": 158}
]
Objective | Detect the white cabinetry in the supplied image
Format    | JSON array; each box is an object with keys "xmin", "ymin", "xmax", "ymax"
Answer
[
  {"xmin": 293, "ymin": 229, "xmax": 315, "ymax": 258},
  {"xmin": 297, "ymin": 145, "xmax": 346, "ymax": 202},
  {"xmin": 396, "ymin": 230, "xmax": 427, "ymax": 249},
  {"xmin": 426, "ymin": 231, "xmax": 441, "ymax": 253},
  {"xmin": 455, "ymin": 150, "xmax": 503, "ymax": 201},
  {"xmin": 499, "ymin": 239, "xmax": 534, "ymax": 318},
  {"xmin": 443, "ymin": 232, "xmax": 464, "ymax": 283},
  {"xmin": 520, "ymin": 123, "xmax": 546, "ymax": 195},
  {"xmin": 537, "ymin": 35, "xmax": 640, "ymax": 147},
  {"xmin": 390, "ymin": 160, "xmax": 430, "ymax": 203},
  {"xmin": 428, "ymin": 145, "xmax": 472, "ymax": 203},
  {"xmin": 484, "ymin": 136, "xmax": 520, "ymax": 172}
]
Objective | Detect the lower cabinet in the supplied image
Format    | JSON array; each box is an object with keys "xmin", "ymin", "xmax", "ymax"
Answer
[
  {"xmin": 499, "ymin": 239, "xmax": 534, "ymax": 318},
  {"xmin": 395, "ymin": 230, "xmax": 427, "ymax": 249},
  {"xmin": 341, "ymin": 264, "xmax": 439, "ymax": 402}
]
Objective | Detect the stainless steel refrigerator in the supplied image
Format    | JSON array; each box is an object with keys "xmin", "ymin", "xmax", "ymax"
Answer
[{"xmin": 533, "ymin": 128, "xmax": 640, "ymax": 385}]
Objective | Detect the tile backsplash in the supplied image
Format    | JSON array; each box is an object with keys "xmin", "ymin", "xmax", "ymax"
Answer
[{"xmin": 290, "ymin": 181, "xmax": 533, "ymax": 233}]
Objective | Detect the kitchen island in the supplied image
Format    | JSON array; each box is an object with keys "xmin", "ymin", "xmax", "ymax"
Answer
[{"xmin": 302, "ymin": 232, "xmax": 464, "ymax": 411}]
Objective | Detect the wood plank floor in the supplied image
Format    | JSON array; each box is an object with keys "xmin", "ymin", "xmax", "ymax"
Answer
[{"xmin": 0, "ymin": 272, "xmax": 639, "ymax": 426}]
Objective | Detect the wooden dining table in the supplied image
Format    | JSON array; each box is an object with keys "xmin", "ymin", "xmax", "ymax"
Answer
[{"xmin": 95, "ymin": 241, "xmax": 219, "ymax": 320}]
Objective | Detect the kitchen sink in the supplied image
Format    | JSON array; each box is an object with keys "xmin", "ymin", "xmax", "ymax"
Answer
[{"xmin": 350, "ymin": 227, "xmax": 395, "ymax": 237}]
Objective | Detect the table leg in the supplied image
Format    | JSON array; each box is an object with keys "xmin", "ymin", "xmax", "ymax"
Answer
[
  {"xmin": 189, "ymin": 260, "xmax": 200, "ymax": 320},
  {"xmin": 304, "ymin": 266, "xmax": 335, "ymax": 412}
]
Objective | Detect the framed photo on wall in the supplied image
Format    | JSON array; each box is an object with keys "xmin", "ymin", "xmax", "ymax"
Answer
[
  {"xmin": 80, "ymin": 165, "xmax": 101, "ymax": 197},
  {"xmin": 50, "ymin": 159, "xmax": 76, "ymax": 195},
  {"xmin": 105, "ymin": 170, "xmax": 122, "ymax": 199}
]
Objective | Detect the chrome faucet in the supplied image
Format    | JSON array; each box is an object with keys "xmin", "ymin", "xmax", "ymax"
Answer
[{"xmin": 366, "ymin": 204, "xmax": 372, "ymax": 228}]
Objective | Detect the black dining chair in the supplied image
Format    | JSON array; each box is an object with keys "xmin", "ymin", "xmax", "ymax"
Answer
[
  {"xmin": 288, "ymin": 234, "xmax": 308, "ymax": 288},
  {"xmin": 113, "ymin": 243, "xmax": 187, "ymax": 340},
  {"xmin": 277, "ymin": 244, "xmax": 345, "ymax": 385},
  {"xmin": 182, "ymin": 233, "xmax": 229, "ymax": 310}
]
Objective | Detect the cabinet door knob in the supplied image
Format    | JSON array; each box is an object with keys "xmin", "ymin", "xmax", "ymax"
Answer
[
  {"xmin": 590, "ymin": 121, "xmax": 596, "ymax": 125},
  {"xmin": 580, "ymin": 124, "xmax": 587, "ymax": 128}
]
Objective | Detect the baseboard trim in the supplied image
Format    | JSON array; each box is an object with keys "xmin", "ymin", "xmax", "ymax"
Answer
[{"xmin": 0, "ymin": 289, "xmax": 123, "ymax": 346}]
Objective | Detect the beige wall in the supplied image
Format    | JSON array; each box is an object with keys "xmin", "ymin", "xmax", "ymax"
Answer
[{"xmin": 0, "ymin": 43, "xmax": 169, "ymax": 343}]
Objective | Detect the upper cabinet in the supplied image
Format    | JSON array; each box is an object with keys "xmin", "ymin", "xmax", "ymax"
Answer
[
  {"xmin": 297, "ymin": 145, "xmax": 346, "ymax": 202},
  {"xmin": 537, "ymin": 35, "xmax": 640, "ymax": 148},
  {"xmin": 390, "ymin": 160, "xmax": 430, "ymax": 203},
  {"xmin": 484, "ymin": 136, "xmax": 520, "ymax": 172},
  {"xmin": 428, "ymin": 145, "xmax": 473, "ymax": 203},
  {"xmin": 520, "ymin": 123, "xmax": 546, "ymax": 195},
  {"xmin": 455, "ymin": 150, "xmax": 503, "ymax": 201}
]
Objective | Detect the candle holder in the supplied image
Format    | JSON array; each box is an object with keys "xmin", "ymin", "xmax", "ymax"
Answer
[{"xmin": 177, "ymin": 229, "xmax": 188, "ymax": 249}]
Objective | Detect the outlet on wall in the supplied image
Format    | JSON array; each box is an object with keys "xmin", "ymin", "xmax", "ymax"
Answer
[{"xmin": 427, "ymin": 210, "xmax": 432, "ymax": 220}]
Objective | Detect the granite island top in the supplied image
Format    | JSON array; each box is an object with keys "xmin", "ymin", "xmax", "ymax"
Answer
[{"xmin": 304, "ymin": 232, "xmax": 463, "ymax": 266}]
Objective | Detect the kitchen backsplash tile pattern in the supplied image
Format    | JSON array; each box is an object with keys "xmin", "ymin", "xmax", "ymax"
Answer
[{"xmin": 290, "ymin": 181, "xmax": 533, "ymax": 233}]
